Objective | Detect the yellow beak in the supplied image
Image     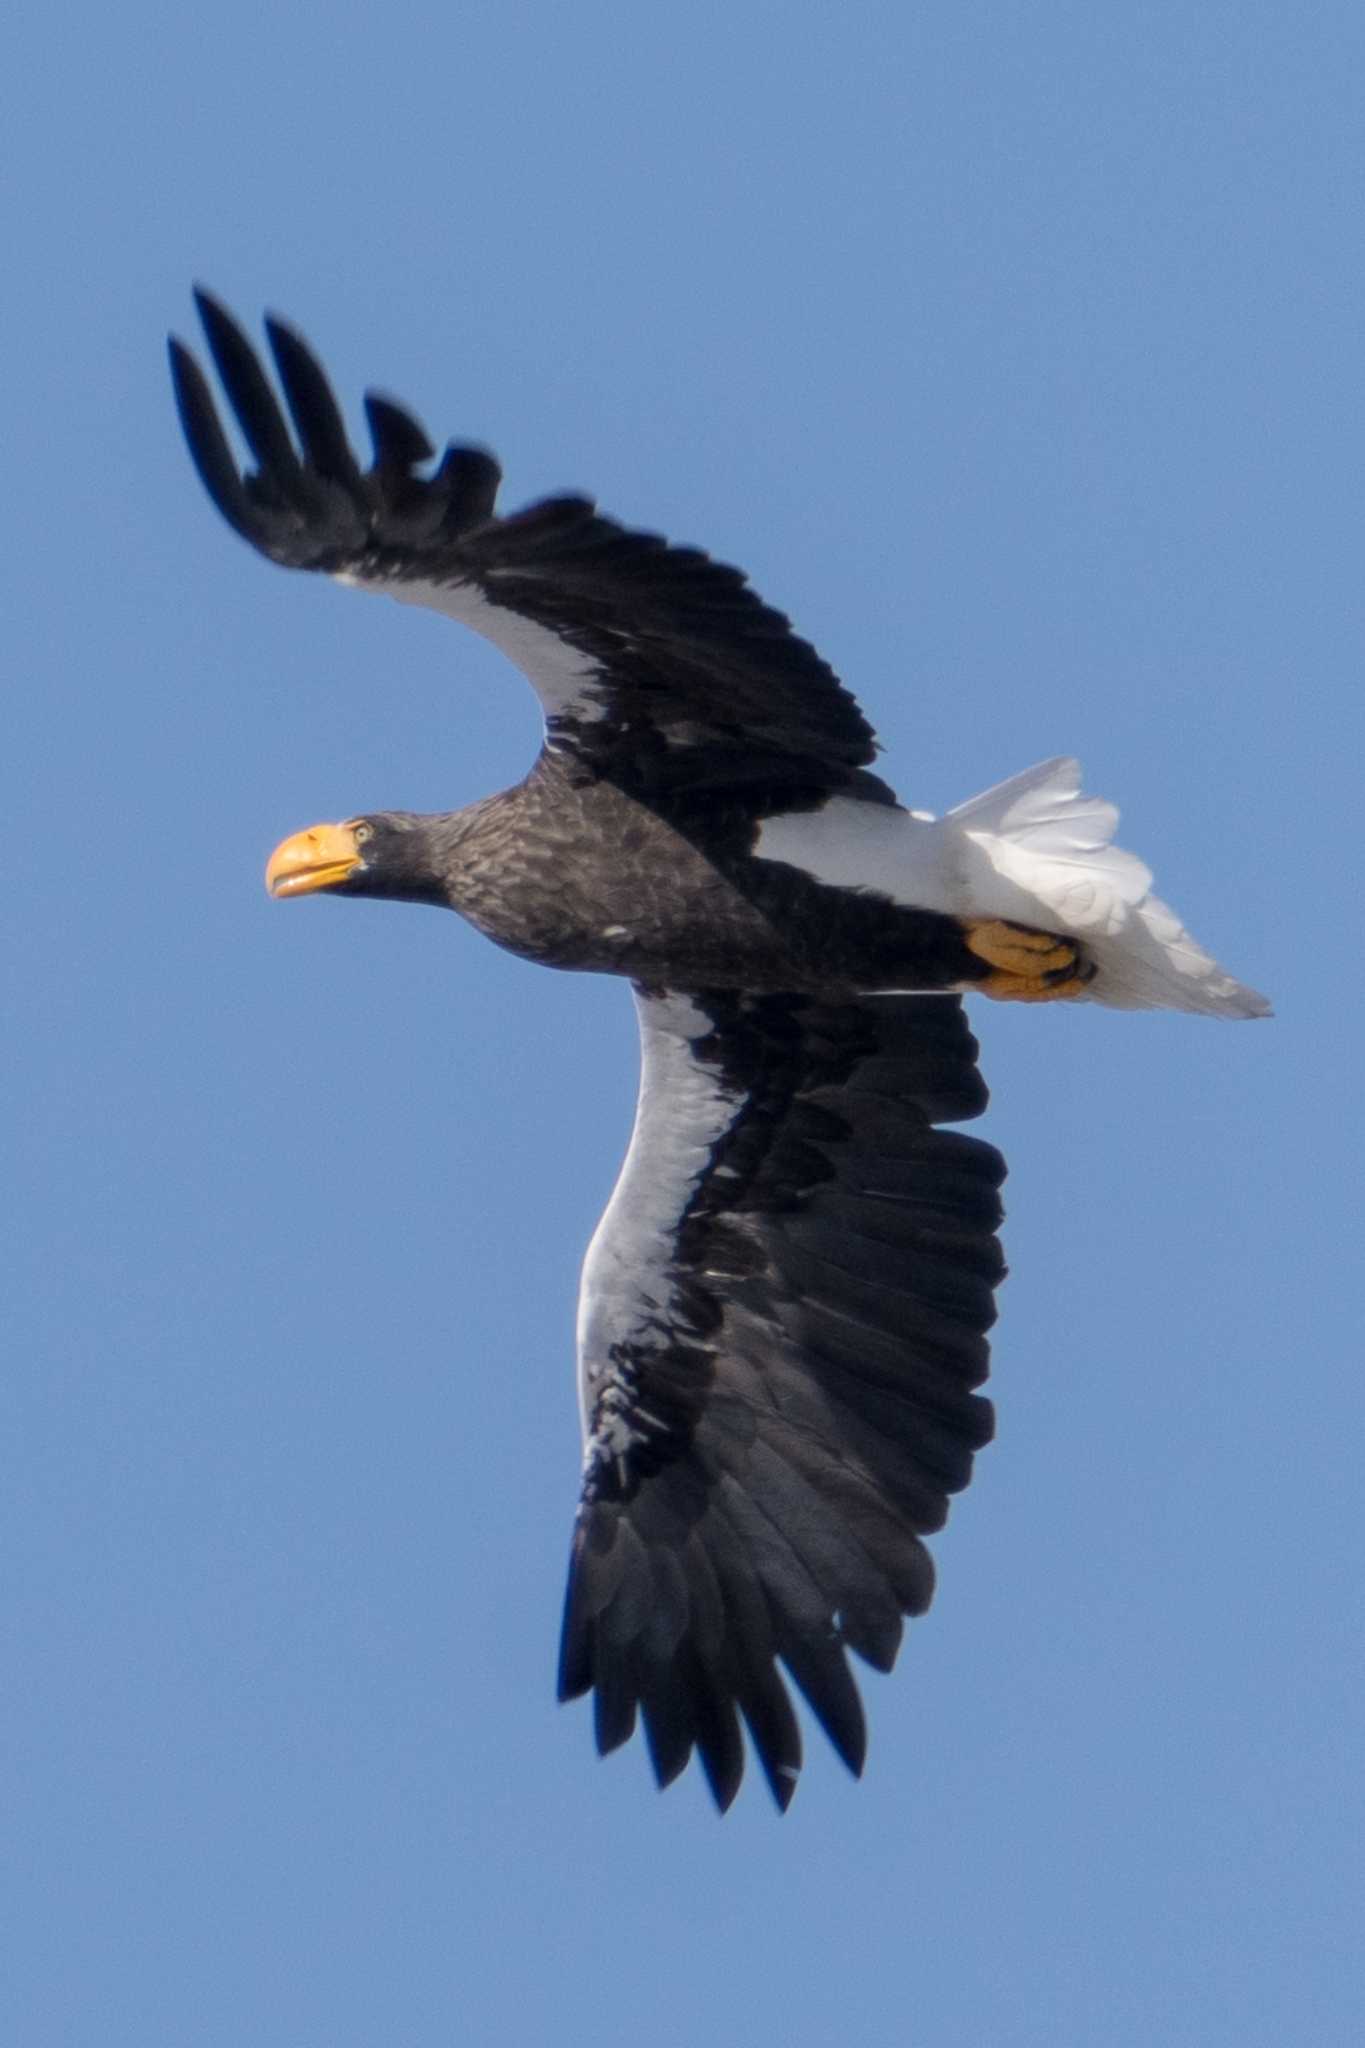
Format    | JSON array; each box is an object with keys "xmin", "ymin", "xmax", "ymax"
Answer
[{"xmin": 265, "ymin": 821, "xmax": 364, "ymax": 898}]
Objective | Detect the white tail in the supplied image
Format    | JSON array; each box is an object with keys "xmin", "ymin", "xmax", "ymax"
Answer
[{"xmin": 944, "ymin": 758, "xmax": 1270, "ymax": 1016}]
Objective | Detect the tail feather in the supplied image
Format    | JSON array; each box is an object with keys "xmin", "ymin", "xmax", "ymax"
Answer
[{"xmin": 945, "ymin": 759, "xmax": 1270, "ymax": 1017}]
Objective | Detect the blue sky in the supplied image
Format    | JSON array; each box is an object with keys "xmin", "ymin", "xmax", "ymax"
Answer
[{"xmin": 6, "ymin": 3, "xmax": 1361, "ymax": 2042}]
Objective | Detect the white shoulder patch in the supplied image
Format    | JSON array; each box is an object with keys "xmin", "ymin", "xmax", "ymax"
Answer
[
  {"xmin": 332, "ymin": 569, "xmax": 611, "ymax": 726},
  {"xmin": 575, "ymin": 993, "xmax": 742, "ymax": 1436},
  {"xmin": 753, "ymin": 800, "xmax": 958, "ymax": 910}
]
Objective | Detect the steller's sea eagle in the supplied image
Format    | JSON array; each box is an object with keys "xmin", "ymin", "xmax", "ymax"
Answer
[{"xmin": 169, "ymin": 291, "xmax": 1269, "ymax": 1811}]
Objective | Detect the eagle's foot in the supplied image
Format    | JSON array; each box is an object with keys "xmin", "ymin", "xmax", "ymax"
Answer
[{"xmin": 963, "ymin": 918, "xmax": 1094, "ymax": 1003}]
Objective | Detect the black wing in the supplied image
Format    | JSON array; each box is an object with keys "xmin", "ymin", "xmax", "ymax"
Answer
[
  {"xmin": 169, "ymin": 290, "xmax": 894, "ymax": 807},
  {"xmin": 561, "ymin": 987, "xmax": 1005, "ymax": 1810}
]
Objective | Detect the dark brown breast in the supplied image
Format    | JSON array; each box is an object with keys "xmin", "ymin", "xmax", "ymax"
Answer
[{"xmin": 439, "ymin": 754, "xmax": 979, "ymax": 996}]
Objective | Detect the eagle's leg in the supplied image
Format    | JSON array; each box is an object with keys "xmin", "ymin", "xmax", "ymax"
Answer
[{"xmin": 961, "ymin": 918, "xmax": 1095, "ymax": 1003}]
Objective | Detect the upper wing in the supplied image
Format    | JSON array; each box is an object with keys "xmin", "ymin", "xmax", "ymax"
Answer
[
  {"xmin": 562, "ymin": 986, "xmax": 1005, "ymax": 1810},
  {"xmin": 169, "ymin": 291, "xmax": 894, "ymax": 806}
]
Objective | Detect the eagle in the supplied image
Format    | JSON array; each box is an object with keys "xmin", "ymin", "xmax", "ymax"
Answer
[{"xmin": 169, "ymin": 291, "xmax": 1268, "ymax": 1811}]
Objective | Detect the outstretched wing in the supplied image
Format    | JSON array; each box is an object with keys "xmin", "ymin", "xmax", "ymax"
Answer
[
  {"xmin": 169, "ymin": 291, "xmax": 893, "ymax": 807},
  {"xmin": 561, "ymin": 987, "xmax": 1005, "ymax": 1810}
]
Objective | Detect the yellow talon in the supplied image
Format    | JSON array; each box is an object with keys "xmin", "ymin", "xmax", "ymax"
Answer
[
  {"xmin": 977, "ymin": 971, "xmax": 1092, "ymax": 1003},
  {"xmin": 963, "ymin": 919, "xmax": 1094, "ymax": 1003}
]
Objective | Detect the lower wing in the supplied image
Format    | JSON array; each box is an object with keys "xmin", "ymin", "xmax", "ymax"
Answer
[{"xmin": 561, "ymin": 985, "xmax": 1006, "ymax": 1809}]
